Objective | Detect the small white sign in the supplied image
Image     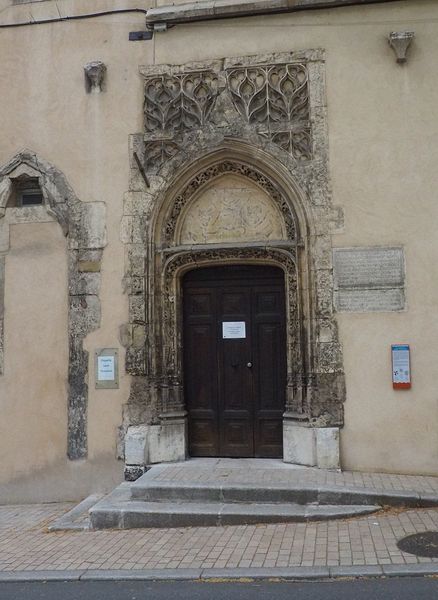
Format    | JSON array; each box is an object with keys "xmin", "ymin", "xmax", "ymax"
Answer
[
  {"xmin": 222, "ymin": 321, "xmax": 246, "ymax": 339},
  {"xmin": 97, "ymin": 356, "xmax": 115, "ymax": 381}
]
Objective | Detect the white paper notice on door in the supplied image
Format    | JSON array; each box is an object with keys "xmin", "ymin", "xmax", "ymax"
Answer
[{"xmin": 222, "ymin": 321, "xmax": 246, "ymax": 339}]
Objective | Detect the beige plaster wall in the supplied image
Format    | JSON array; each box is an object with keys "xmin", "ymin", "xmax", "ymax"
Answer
[
  {"xmin": 0, "ymin": 0, "xmax": 437, "ymax": 496},
  {"xmin": 0, "ymin": 222, "xmax": 67, "ymax": 475},
  {"xmin": 0, "ymin": 3, "xmax": 153, "ymax": 501},
  {"xmin": 148, "ymin": 0, "xmax": 438, "ymax": 474}
]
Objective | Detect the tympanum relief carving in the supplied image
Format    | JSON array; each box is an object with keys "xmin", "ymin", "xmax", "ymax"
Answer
[{"xmin": 179, "ymin": 176, "xmax": 286, "ymax": 244}]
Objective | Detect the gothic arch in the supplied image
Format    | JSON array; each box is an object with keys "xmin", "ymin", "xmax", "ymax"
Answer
[
  {"xmin": 121, "ymin": 49, "xmax": 345, "ymax": 470},
  {"xmin": 0, "ymin": 150, "xmax": 106, "ymax": 459},
  {"xmin": 123, "ymin": 142, "xmax": 343, "ymax": 435},
  {"xmin": 151, "ymin": 140, "xmax": 311, "ymax": 248}
]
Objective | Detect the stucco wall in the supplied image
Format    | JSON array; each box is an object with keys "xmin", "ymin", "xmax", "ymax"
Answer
[
  {"xmin": 0, "ymin": 1, "xmax": 151, "ymax": 501},
  {"xmin": 145, "ymin": 0, "xmax": 438, "ymax": 474},
  {"xmin": 0, "ymin": 0, "xmax": 436, "ymax": 502}
]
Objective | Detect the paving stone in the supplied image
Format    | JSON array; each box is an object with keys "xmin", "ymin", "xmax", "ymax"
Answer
[{"xmin": 2, "ymin": 464, "xmax": 438, "ymax": 577}]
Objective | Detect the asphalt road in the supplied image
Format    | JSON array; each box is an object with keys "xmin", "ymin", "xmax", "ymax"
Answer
[{"xmin": 1, "ymin": 578, "xmax": 438, "ymax": 600}]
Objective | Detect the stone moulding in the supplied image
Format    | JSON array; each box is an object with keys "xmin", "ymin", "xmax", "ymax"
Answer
[
  {"xmin": 0, "ymin": 150, "xmax": 106, "ymax": 460},
  {"xmin": 145, "ymin": 0, "xmax": 403, "ymax": 29},
  {"xmin": 121, "ymin": 49, "xmax": 345, "ymax": 464}
]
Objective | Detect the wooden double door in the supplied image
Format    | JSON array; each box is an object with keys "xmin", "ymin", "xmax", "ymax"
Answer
[{"xmin": 183, "ymin": 265, "xmax": 286, "ymax": 458}]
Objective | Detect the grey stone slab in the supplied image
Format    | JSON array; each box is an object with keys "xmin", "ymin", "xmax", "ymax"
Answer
[
  {"xmin": 201, "ymin": 567, "xmax": 330, "ymax": 580},
  {"xmin": 89, "ymin": 508, "xmax": 123, "ymax": 530},
  {"xmin": 333, "ymin": 247, "xmax": 404, "ymax": 289},
  {"xmin": 48, "ymin": 493, "xmax": 101, "ymax": 531},
  {"xmin": 0, "ymin": 570, "xmax": 84, "ymax": 582},
  {"xmin": 333, "ymin": 247, "xmax": 405, "ymax": 312},
  {"xmin": 120, "ymin": 508, "xmax": 218, "ymax": 529},
  {"xmin": 304, "ymin": 505, "xmax": 380, "ymax": 520},
  {"xmin": 335, "ymin": 288, "xmax": 405, "ymax": 312},
  {"xmin": 329, "ymin": 565, "xmax": 383, "ymax": 578},
  {"xmin": 81, "ymin": 569, "xmax": 202, "ymax": 581},
  {"xmin": 133, "ymin": 482, "xmax": 223, "ymax": 502},
  {"xmin": 418, "ymin": 492, "xmax": 438, "ymax": 507},
  {"xmin": 93, "ymin": 499, "xmax": 383, "ymax": 529},
  {"xmin": 382, "ymin": 563, "xmax": 438, "ymax": 577},
  {"xmin": 318, "ymin": 486, "xmax": 420, "ymax": 507}
]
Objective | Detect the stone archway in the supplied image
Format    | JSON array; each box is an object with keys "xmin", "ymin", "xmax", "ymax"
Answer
[
  {"xmin": 122, "ymin": 146, "xmax": 344, "ymax": 471},
  {"xmin": 0, "ymin": 150, "xmax": 106, "ymax": 460},
  {"xmin": 122, "ymin": 50, "xmax": 345, "ymax": 474}
]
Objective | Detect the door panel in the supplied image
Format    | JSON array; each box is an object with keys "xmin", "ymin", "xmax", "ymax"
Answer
[
  {"xmin": 219, "ymin": 288, "xmax": 253, "ymax": 456},
  {"xmin": 184, "ymin": 289, "xmax": 218, "ymax": 456},
  {"xmin": 183, "ymin": 266, "xmax": 286, "ymax": 458}
]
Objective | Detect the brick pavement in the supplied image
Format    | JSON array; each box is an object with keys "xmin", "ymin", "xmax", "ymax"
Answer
[{"xmin": 1, "ymin": 503, "xmax": 438, "ymax": 572}]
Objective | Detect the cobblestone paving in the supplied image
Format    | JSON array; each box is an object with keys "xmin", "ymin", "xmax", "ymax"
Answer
[{"xmin": 1, "ymin": 503, "xmax": 438, "ymax": 571}]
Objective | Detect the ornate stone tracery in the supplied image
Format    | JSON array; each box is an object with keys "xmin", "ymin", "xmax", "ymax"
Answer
[
  {"xmin": 121, "ymin": 50, "xmax": 345, "ymax": 468},
  {"xmin": 226, "ymin": 63, "xmax": 311, "ymax": 160},
  {"xmin": 141, "ymin": 56, "xmax": 313, "ymax": 172},
  {"xmin": 144, "ymin": 71, "xmax": 219, "ymax": 133}
]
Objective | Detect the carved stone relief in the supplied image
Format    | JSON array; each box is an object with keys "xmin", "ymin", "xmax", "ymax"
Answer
[
  {"xmin": 141, "ymin": 55, "xmax": 312, "ymax": 173},
  {"xmin": 179, "ymin": 175, "xmax": 286, "ymax": 244},
  {"xmin": 226, "ymin": 63, "xmax": 311, "ymax": 160},
  {"xmin": 165, "ymin": 160, "xmax": 297, "ymax": 243},
  {"xmin": 143, "ymin": 69, "xmax": 220, "ymax": 170},
  {"xmin": 0, "ymin": 150, "xmax": 105, "ymax": 459}
]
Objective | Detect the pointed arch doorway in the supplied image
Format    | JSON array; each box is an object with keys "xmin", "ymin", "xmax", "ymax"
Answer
[{"xmin": 183, "ymin": 264, "xmax": 287, "ymax": 458}]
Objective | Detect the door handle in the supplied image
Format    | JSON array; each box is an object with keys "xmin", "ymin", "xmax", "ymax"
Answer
[{"xmin": 246, "ymin": 362, "xmax": 252, "ymax": 368}]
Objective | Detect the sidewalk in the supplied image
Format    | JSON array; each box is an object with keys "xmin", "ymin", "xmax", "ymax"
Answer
[{"xmin": 1, "ymin": 462, "xmax": 438, "ymax": 581}]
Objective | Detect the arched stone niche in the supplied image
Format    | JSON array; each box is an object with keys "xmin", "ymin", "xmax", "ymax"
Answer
[{"xmin": 0, "ymin": 150, "xmax": 106, "ymax": 460}]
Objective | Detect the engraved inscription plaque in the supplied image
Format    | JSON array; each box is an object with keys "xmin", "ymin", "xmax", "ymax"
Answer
[{"xmin": 333, "ymin": 247, "xmax": 405, "ymax": 312}]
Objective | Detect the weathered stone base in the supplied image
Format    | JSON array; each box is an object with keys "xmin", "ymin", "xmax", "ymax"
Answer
[
  {"xmin": 283, "ymin": 421, "xmax": 340, "ymax": 469},
  {"xmin": 125, "ymin": 419, "xmax": 339, "ymax": 475},
  {"xmin": 124, "ymin": 416, "xmax": 187, "ymax": 478}
]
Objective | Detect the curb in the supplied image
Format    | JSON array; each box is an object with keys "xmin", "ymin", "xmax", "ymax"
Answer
[{"xmin": 1, "ymin": 564, "xmax": 438, "ymax": 582}]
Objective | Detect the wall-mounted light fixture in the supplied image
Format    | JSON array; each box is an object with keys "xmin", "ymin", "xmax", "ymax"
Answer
[{"xmin": 388, "ymin": 31, "xmax": 415, "ymax": 64}]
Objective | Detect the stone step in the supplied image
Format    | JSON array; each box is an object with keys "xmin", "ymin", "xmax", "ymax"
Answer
[
  {"xmin": 90, "ymin": 492, "xmax": 381, "ymax": 530},
  {"xmin": 130, "ymin": 478, "xmax": 435, "ymax": 508}
]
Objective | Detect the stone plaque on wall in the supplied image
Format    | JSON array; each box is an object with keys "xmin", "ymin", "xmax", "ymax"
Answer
[{"xmin": 333, "ymin": 247, "xmax": 405, "ymax": 312}]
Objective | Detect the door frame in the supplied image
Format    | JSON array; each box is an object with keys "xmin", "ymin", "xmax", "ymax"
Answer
[
  {"xmin": 161, "ymin": 246, "xmax": 301, "ymax": 422},
  {"xmin": 121, "ymin": 145, "xmax": 346, "ymax": 469}
]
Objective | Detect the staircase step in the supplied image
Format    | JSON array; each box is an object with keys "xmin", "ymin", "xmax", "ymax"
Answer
[
  {"xmin": 89, "ymin": 485, "xmax": 381, "ymax": 529},
  {"xmin": 130, "ymin": 478, "xmax": 427, "ymax": 508}
]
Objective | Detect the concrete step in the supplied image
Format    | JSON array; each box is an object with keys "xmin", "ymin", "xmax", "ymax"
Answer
[
  {"xmin": 89, "ymin": 485, "xmax": 381, "ymax": 529},
  {"xmin": 130, "ymin": 478, "xmax": 436, "ymax": 508}
]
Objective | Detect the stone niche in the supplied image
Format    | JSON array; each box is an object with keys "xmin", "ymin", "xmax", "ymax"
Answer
[
  {"xmin": 0, "ymin": 150, "xmax": 106, "ymax": 461},
  {"xmin": 121, "ymin": 50, "xmax": 345, "ymax": 476}
]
